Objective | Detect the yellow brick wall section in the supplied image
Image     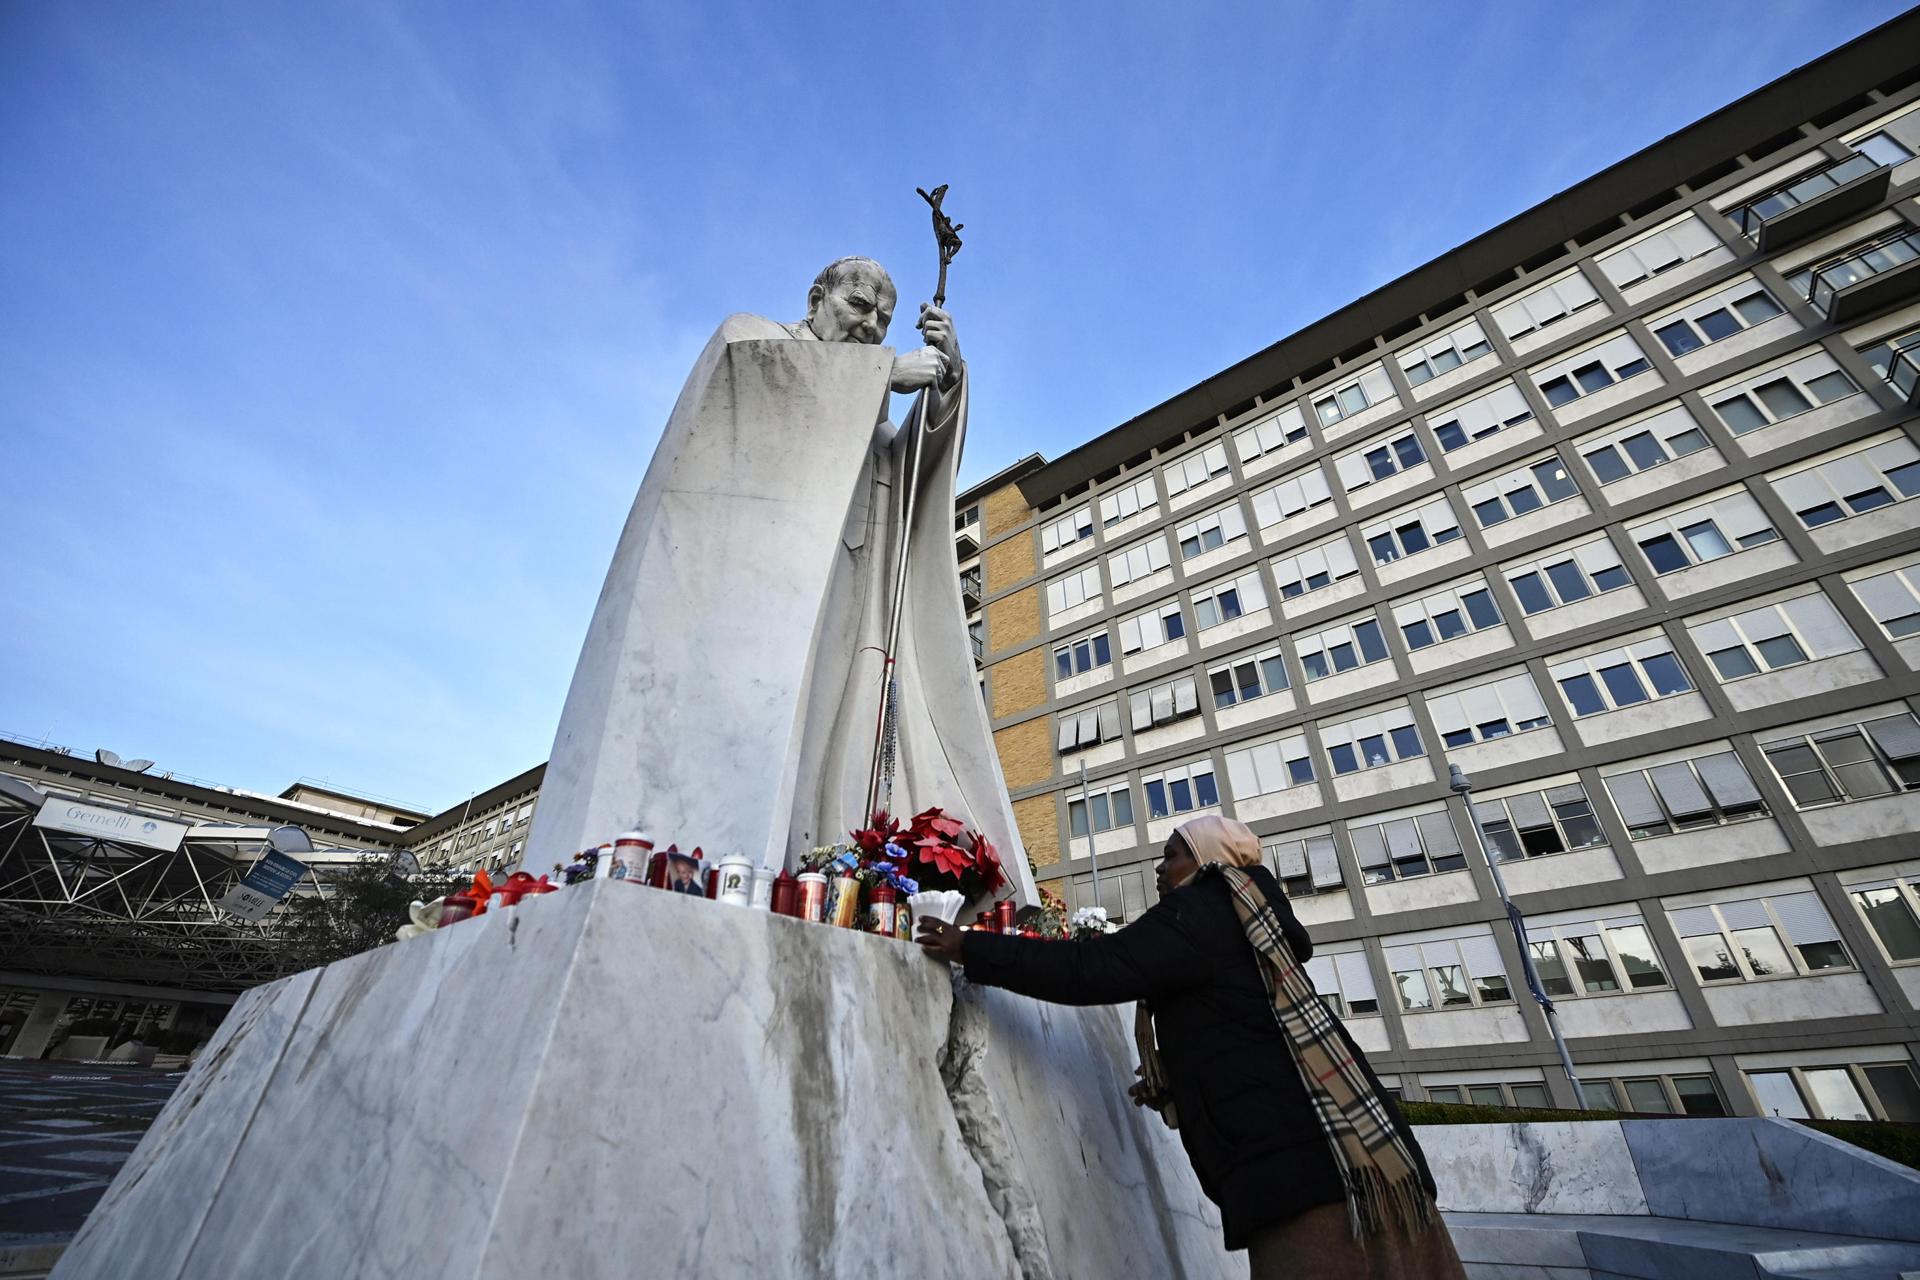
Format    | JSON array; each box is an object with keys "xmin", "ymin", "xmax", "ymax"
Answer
[
  {"xmin": 987, "ymin": 585, "xmax": 1041, "ymax": 656},
  {"xmin": 983, "ymin": 529, "xmax": 1034, "ymax": 596},
  {"xmin": 982, "ymin": 481, "xmax": 1032, "ymax": 541},
  {"xmin": 993, "ymin": 716, "xmax": 1055, "ymax": 791},
  {"xmin": 1012, "ymin": 793, "xmax": 1061, "ymax": 869},
  {"xmin": 989, "ymin": 644, "xmax": 1047, "ymax": 720}
]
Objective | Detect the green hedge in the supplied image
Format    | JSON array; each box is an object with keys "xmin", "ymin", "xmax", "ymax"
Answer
[{"xmin": 1400, "ymin": 1100, "xmax": 1920, "ymax": 1172}]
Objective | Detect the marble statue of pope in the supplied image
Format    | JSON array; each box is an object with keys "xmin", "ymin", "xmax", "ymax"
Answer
[{"xmin": 525, "ymin": 257, "xmax": 1036, "ymax": 904}]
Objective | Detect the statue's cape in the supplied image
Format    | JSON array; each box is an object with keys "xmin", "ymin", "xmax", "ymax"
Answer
[{"xmin": 527, "ymin": 314, "xmax": 1036, "ymax": 904}]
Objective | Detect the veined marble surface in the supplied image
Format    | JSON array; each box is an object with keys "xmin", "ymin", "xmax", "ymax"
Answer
[
  {"xmin": 1417, "ymin": 1122, "xmax": 1649, "ymax": 1217},
  {"xmin": 52, "ymin": 882, "xmax": 1237, "ymax": 1280}
]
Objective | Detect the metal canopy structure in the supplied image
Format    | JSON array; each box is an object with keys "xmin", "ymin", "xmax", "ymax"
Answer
[{"xmin": 0, "ymin": 778, "xmax": 398, "ymax": 994}]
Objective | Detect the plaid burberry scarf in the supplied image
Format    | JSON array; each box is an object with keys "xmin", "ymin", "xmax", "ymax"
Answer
[{"xmin": 1135, "ymin": 864, "xmax": 1434, "ymax": 1241}]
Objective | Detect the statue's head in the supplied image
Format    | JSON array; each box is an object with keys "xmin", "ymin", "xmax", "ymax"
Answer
[{"xmin": 805, "ymin": 256, "xmax": 895, "ymax": 345}]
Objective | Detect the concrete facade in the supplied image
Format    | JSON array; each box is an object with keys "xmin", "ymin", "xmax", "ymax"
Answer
[{"xmin": 960, "ymin": 19, "xmax": 1920, "ymax": 1122}]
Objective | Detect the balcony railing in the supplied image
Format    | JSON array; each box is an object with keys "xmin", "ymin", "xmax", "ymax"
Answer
[
  {"xmin": 960, "ymin": 568, "xmax": 983, "ymax": 607},
  {"xmin": 970, "ymin": 631, "xmax": 985, "ymax": 663},
  {"xmin": 1882, "ymin": 332, "xmax": 1920, "ymax": 404},
  {"xmin": 1794, "ymin": 227, "xmax": 1920, "ymax": 323},
  {"xmin": 1729, "ymin": 152, "xmax": 1888, "ymax": 251}
]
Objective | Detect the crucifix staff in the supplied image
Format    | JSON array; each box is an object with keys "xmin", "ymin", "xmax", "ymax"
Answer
[{"xmin": 863, "ymin": 184, "xmax": 965, "ymax": 822}]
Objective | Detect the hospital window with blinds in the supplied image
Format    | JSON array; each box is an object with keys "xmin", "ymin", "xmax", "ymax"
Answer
[
  {"xmin": 1667, "ymin": 891, "xmax": 1854, "ymax": 984},
  {"xmin": 1759, "ymin": 713, "xmax": 1920, "ymax": 807},
  {"xmin": 1263, "ymin": 833, "xmax": 1344, "ymax": 898},
  {"xmin": 1385, "ymin": 933, "xmax": 1512, "ymax": 1012},
  {"xmin": 1472, "ymin": 783, "xmax": 1605, "ymax": 860},
  {"xmin": 1602, "ymin": 751, "xmax": 1768, "ymax": 838}
]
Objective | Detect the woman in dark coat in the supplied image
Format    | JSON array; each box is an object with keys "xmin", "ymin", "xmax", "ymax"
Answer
[{"xmin": 917, "ymin": 815, "xmax": 1465, "ymax": 1279}]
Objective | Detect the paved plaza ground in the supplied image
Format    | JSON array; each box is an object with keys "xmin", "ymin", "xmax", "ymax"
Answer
[{"xmin": 0, "ymin": 1059, "xmax": 172, "ymax": 1247}]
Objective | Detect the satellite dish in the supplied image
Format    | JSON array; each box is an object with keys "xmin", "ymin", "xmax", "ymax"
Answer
[
  {"xmin": 95, "ymin": 749, "xmax": 123, "ymax": 768},
  {"xmin": 125, "ymin": 759, "xmax": 155, "ymax": 773}
]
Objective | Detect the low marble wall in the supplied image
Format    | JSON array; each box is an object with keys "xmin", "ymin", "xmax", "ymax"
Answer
[
  {"xmin": 52, "ymin": 881, "xmax": 1240, "ymax": 1280},
  {"xmin": 1417, "ymin": 1116, "xmax": 1920, "ymax": 1243}
]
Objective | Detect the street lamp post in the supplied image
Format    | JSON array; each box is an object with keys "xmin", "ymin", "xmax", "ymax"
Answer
[
  {"xmin": 1078, "ymin": 758, "xmax": 1103, "ymax": 911},
  {"xmin": 1448, "ymin": 763, "xmax": 1587, "ymax": 1110}
]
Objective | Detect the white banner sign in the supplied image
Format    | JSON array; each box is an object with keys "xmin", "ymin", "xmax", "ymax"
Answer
[
  {"xmin": 33, "ymin": 799, "xmax": 188, "ymax": 852},
  {"xmin": 217, "ymin": 883, "xmax": 281, "ymax": 922}
]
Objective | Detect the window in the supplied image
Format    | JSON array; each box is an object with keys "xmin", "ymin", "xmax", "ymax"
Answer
[
  {"xmin": 1630, "ymin": 490, "xmax": 1778, "ymax": 574},
  {"xmin": 1494, "ymin": 269, "xmax": 1602, "ymax": 340},
  {"xmin": 1333, "ymin": 430, "xmax": 1427, "ymax": 493},
  {"xmin": 1174, "ymin": 504, "xmax": 1249, "ymax": 560},
  {"xmin": 1580, "ymin": 404, "xmax": 1713, "ymax": 485},
  {"xmin": 1127, "ymin": 675, "xmax": 1201, "ymax": 732},
  {"xmin": 1427, "ymin": 673, "xmax": 1553, "ymax": 749},
  {"xmin": 1785, "ymin": 227, "xmax": 1920, "ymax": 317},
  {"xmin": 1233, "ymin": 404, "xmax": 1310, "ymax": 463},
  {"xmin": 1041, "ymin": 505, "xmax": 1094, "ymax": 555},
  {"xmin": 1305, "ymin": 949, "xmax": 1381, "ymax": 1016},
  {"xmin": 1473, "ymin": 782, "xmax": 1605, "ymax": 859},
  {"xmin": 1597, "ymin": 213, "xmax": 1724, "ymax": 289},
  {"xmin": 1649, "ymin": 281, "xmax": 1786, "ymax": 357},
  {"xmin": 1852, "ymin": 126, "xmax": 1917, "ymax": 169},
  {"xmin": 1163, "ymin": 442, "xmax": 1231, "ymax": 496},
  {"xmin": 1576, "ymin": 1072, "xmax": 1725, "ymax": 1115},
  {"xmin": 1321, "ymin": 705, "xmax": 1424, "ymax": 776},
  {"xmin": 1142, "ymin": 759, "xmax": 1220, "ymax": 820},
  {"xmin": 1207, "ymin": 644, "xmax": 1289, "ymax": 709},
  {"xmin": 1730, "ymin": 152, "xmax": 1881, "ymax": 235},
  {"xmin": 1106, "ymin": 535, "xmax": 1171, "ymax": 587},
  {"xmin": 954, "ymin": 504, "xmax": 980, "ymax": 531},
  {"xmin": 1849, "ymin": 563, "xmax": 1920, "ymax": 639},
  {"xmin": 1056, "ymin": 700, "xmax": 1123, "ymax": 754},
  {"xmin": 1425, "ymin": 1081, "xmax": 1553, "ymax": 1108},
  {"xmin": 1760, "ymin": 713, "xmax": 1920, "ymax": 807},
  {"xmin": 1045, "ymin": 564, "xmax": 1102, "ymax": 617},
  {"xmin": 1465, "ymin": 455, "xmax": 1581, "ymax": 528},
  {"xmin": 1250, "ymin": 466, "xmax": 1334, "ymax": 529},
  {"xmin": 1533, "ymin": 334, "xmax": 1654, "ymax": 408},
  {"xmin": 1273, "ymin": 535, "xmax": 1361, "ymax": 599},
  {"xmin": 1603, "ymin": 750, "xmax": 1766, "ymax": 838},
  {"xmin": 1313, "ymin": 364, "xmax": 1396, "ymax": 427},
  {"xmin": 1223, "ymin": 731, "xmax": 1316, "ymax": 798},
  {"xmin": 1385, "ymin": 932, "xmax": 1511, "ymax": 1010},
  {"xmin": 1527, "ymin": 912, "xmax": 1668, "ymax": 996},
  {"xmin": 1846, "ymin": 873, "xmax": 1920, "ymax": 964},
  {"xmin": 1067, "ymin": 779, "xmax": 1136, "ymax": 838},
  {"xmin": 1400, "ymin": 319, "xmax": 1494, "ymax": 386},
  {"xmin": 1504, "ymin": 538, "xmax": 1632, "ymax": 614},
  {"xmin": 1363, "ymin": 498, "xmax": 1463, "ymax": 566},
  {"xmin": 1427, "ymin": 381, "xmax": 1534, "ymax": 452},
  {"xmin": 1550, "ymin": 638, "xmax": 1694, "ymax": 718},
  {"xmin": 1098, "ymin": 475, "xmax": 1158, "ymax": 529},
  {"xmin": 1707, "ymin": 351, "xmax": 1860, "ymax": 434},
  {"xmin": 1191, "ymin": 570, "xmax": 1267, "ymax": 629},
  {"xmin": 1746, "ymin": 1060, "xmax": 1920, "ymax": 1122},
  {"xmin": 1860, "ymin": 325, "xmax": 1920, "ymax": 401},
  {"xmin": 1266, "ymin": 833, "xmax": 1345, "ymax": 898},
  {"xmin": 1771, "ymin": 435, "xmax": 1920, "ymax": 531},
  {"xmin": 1352, "ymin": 810, "xmax": 1466, "ymax": 884},
  {"xmin": 1053, "ymin": 628, "xmax": 1113, "ymax": 680},
  {"xmin": 1118, "ymin": 601, "xmax": 1186, "ymax": 654},
  {"xmin": 1687, "ymin": 593, "xmax": 1860, "ymax": 683},
  {"xmin": 1393, "ymin": 579, "xmax": 1503, "ymax": 651},
  {"xmin": 1667, "ymin": 891, "xmax": 1854, "ymax": 984},
  {"xmin": 1297, "ymin": 616, "xmax": 1391, "ymax": 681}
]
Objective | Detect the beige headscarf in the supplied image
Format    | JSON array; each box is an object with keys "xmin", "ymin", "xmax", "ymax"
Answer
[{"xmin": 1132, "ymin": 816, "xmax": 1262, "ymax": 1126}]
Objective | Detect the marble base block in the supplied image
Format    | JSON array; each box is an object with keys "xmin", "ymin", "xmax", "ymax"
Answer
[{"xmin": 52, "ymin": 881, "xmax": 1239, "ymax": 1280}]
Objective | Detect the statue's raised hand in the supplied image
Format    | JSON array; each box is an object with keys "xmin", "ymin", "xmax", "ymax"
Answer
[{"xmin": 890, "ymin": 347, "xmax": 950, "ymax": 393}]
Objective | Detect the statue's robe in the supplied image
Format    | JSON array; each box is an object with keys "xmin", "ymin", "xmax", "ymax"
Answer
[{"xmin": 525, "ymin": 314, "xmax": 1036, "ymax": 904}]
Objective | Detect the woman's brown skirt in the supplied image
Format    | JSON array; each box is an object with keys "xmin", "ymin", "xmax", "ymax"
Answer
[{"xmin": 1247, "ymin": 1203, "xmax": 1468, "ymax": 1280}]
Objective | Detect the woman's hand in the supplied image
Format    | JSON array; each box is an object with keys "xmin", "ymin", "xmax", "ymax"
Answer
[
  {"xmin": 1127, "ymin": 1079, "xmax": 1170, "ymax": 1112},
  {"xmin": 916, "ymin": 916, "xmax": 965, "ymax": 963}
]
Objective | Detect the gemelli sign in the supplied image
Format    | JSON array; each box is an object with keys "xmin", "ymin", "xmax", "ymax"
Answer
[{"xmin": 33, "ymin": 798, "xmax": 188, "ymax": 852}]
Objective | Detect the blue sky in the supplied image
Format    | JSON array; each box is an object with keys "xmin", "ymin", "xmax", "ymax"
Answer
[{"xmin": 1, "ymin": 0, "xmax": 1908, "ymax": 817}]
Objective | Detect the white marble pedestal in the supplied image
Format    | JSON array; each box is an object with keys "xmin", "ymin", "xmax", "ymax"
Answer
[{"xmin": 52, "ymin": 881, "xmax": 1240, "ymax": 1280}]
